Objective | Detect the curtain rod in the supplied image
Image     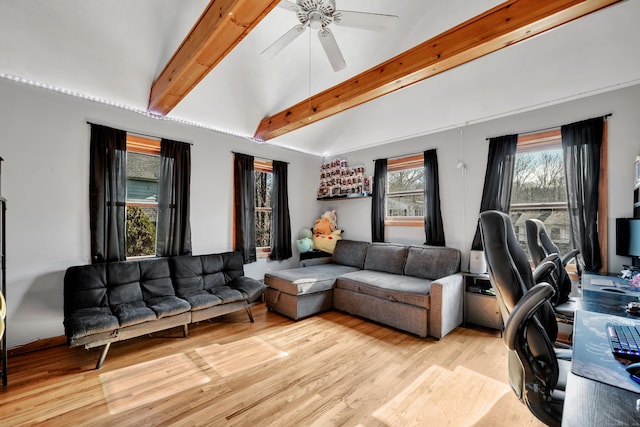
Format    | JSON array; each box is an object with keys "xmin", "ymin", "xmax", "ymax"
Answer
[
  {"xmin": 373, "ymin": 148, "xmax": 435, "ymax": 162},
  {"xmin": 86, "ymin": 121, "xmax": 194, "ymax": 145},
  {"xmin": 231, "ymin": 151, "xmax": 289, "ymax": 164},
  {"xmin": 484, "ymin": 113, "xmax": 612, "ymax": 141}
]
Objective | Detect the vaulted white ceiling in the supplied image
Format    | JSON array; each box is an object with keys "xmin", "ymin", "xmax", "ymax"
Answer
[{"xmin": 1, "ymin": 0, "xmax": 638, "ymax": 156}]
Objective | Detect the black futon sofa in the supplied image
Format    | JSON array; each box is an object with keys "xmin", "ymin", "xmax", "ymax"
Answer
[{"xmin": 64, "ymin": 251, "xmax": 264, "ymax": 369}]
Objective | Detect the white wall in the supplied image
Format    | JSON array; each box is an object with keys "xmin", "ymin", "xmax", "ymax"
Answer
[
  {"xmin": 1, "ymin": 78, "xmax": 639, "ymax": 349},
  {"xmin": 0, "ymin": 78, "xmax": 320, "ymax": 348},
  {"xmin": 335, "ymin": 84, "xmax": 640, "ymax": 273}
]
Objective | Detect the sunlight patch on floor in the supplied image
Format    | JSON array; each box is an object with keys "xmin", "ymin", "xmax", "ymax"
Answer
[
  {"xmin": 196, "ymin": 336, "xmax": 288, "ymax": 377},
  {"xmin": 372, "ymin": 365, "xmax": 511, "ymax": 426},
  {"xmin": 100, "ymin": 353, "xmax": 209, "ymax": 415}
]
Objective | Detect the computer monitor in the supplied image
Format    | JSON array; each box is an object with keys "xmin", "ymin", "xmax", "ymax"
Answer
[{"xmin": 616, "ymin": 218, "xmax": 640, "ymax": 257}]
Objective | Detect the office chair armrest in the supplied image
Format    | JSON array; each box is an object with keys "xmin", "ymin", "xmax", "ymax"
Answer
[
  {"xmin": 504, "ymin": 283, "xmax": 556, "ymax": 351},
  {"xmin": 532, "ymin": 257, "xmax": 557, "ymax": 283},
  {"xmin": 561, "ymin": 249, "xmax": 580, "ymax": 267}
]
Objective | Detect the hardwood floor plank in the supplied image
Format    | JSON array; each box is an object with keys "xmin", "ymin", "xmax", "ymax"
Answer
[{"xmin": 0, "ymin": 303, "xmax": 543, "ymax": 426}]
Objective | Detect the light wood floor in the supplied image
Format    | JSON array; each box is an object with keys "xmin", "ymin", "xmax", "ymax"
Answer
[{"xmin": 0, "ymin": 304, "xmax": 544, "ymax": 426}]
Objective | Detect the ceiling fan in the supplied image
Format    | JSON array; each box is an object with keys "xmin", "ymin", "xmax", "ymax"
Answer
[{"xmin": 261, "ymin": 0, "xmax": 398, "ymax": 72}]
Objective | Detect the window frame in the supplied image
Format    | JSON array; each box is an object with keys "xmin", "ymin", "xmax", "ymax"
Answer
[
  {"xmin": 254, "ymin": 159, "xmax": 273, "ymax": 259},
  {"xmin": 509, "ymin": 128, "xmax": 610, "ymax": 277},
  {"xmin": 385, "ymin": 153, "xmax": 424, "ymax": 227},
  {"xmin": 126, "ymin": 135, "xmax": 161, "ymax": 260}
]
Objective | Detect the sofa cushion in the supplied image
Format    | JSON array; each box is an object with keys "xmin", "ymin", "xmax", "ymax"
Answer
[
  {"xmin": 146, "ymin": 295, "xmax": 191, "ymax": 319},
  {"xmin": 336, "ymin": 270, "xmax": 432, "ymax": 308},
  {"xmin": 139, "ymin": 258, "xmax": 175, "ymax": 299},
  {"xmin": 180, "ymin": 291, "xmax": 223, "ymax": 310},
  {"xmin": 404, "ymin": 245, "xmax": 461, "ymax": 280},
  {"xmin": 265, "ymin": 264, "xmax": 361, "ymax": 295},
  {"xmin": 112, "ymin": 301, "xmax": 156, "ymax": 327},
  {"xmin": 210, "ymin": 286, "xmax": 245, "ymax": 304},
  {"xmin": 64, "ymin": 263, "xmax": 109, "ymax": 317},
  {"xmin": 331, "ymin": 240, "xmax": 369, "ymax": 268},
  {"xmin": 64, "ymin": 307, "xmax": 119, "ymax": 339},
  {"xmin": 363, "ymin": 243, "xmax": 408, "ymax": 275},
  {"xmin": 228, "ymin": 276, "xmax": 266, "ymax": 302}
]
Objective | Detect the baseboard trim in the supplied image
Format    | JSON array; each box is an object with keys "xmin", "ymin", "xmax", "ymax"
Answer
[{"xmin": 8, "ymin": 335, "xmax": 67, "ymax": 357}]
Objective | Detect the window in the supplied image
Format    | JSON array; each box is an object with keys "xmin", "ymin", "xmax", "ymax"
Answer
[
  {"xmin": 126, "ymin": 135, "xmax": 160, "ymax": 258},
  {"xmin": 255, "ymin": 159, "xmax": 273, "ymax": 258},
  {"xmin": 509, "ymin": 130, "xmax": 572, "ymax": 258},
  {"xmin": 386, "ymin": 154, "xmax": 424, "ymax": 226}
]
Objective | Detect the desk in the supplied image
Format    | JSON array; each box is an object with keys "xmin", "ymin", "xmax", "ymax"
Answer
[
  {"xmin": 581, "ymin": 273, "xmax": 640, "ymax": 318},
  {"xmin": 562, "ymin": 276, "xmax": 640, "ymax": 427}
]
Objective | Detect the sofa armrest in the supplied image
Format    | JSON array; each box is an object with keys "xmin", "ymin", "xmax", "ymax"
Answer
[{"xmin": 428, "ymin": 273, "xmax": 464, "ymax": 339}]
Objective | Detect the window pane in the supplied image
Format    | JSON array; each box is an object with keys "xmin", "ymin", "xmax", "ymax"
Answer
[
  {"xmin": 511, "ymin": 148, "xmax": 566, "ymax": 205},
  {"xmin": 126, "ymin": 151, "xmax": 159, "ymax": 257},
  {"xmin": 126, "ymin": 152, "xmax": 160, "ymax": 202},
  {"xmin": 388, "ymin": 168, "xmax": 424, "ymax": 193},
  {"xmin": 126, "ymin": 206, "xmax": 157, "ymax": 257},
  {"xmin": 256, "ymin": 210, "xmax": 272, "ymax": 248},
  {"xmin": 255, "ymin": 171, "xmax": 272, "ymax": 208},
  {"xmin": 387, "ymin": 193, "xmax": 424, "ymax": 217},
  {"xmin": 509, "ymin": 207, "xmax": 571, "ymax": 257}
]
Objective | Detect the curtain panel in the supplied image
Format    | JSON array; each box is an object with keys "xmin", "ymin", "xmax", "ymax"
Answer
[
  {"xmin": 471, "ymin": 134, "xmax": 518, "ymax": 250},
  {"xmin": 234, "ymin": 153, "xmax": 257, "ymax": 263},
  {"xmin": 89, "ymin": 124, "xmax": 127, "ymax": 263},
  {"xmin": 270, "ymin": 160, "xmax": 292, "ymax": 260},
  {"xmin": 561, "ymin": 117, "xmax": 604, "ymax": 272},
  {"xmin": 371, "ymin": 159, "xmax": 387, "ymax": 242},
  {"xmin": 423, "ymin": 149, "xmax": 446, "ymax": 246},
  {"xmin": 157, "ymin": 139, "xmax": 192, "ymax": 257}
]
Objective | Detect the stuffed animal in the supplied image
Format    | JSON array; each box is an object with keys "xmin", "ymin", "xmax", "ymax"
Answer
[
  {"xmin": 313, "ymin": 229, "xmax": 342, "ymax": 254},
  {"xmin": 313, "ymin": 216, "xmax": 334, "ymax": 235},
  {"xmin": 296, "ymin": 229, "xmax": 315, "ymax": 253},
  {"xmin": 313, "ymin": 210, "xmax": 338, "ymax": 235}
]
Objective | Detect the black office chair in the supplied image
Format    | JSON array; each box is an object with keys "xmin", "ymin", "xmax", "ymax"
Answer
[
  {"xmin": 526, "ymin": 218, "xmax": 580, "ymax": 322},
  {"xmin": 479, "ymin": 210, "xmax": 571, "ymax": 358},
  {"xmin": 480, "ymin": 210, "xmax": 569, "ymax": 426},
  {"xmin": 503, "ymin": 282, "xmax": 568, "ymax": 427}
]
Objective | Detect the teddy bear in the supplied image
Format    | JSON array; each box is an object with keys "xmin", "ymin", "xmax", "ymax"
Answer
[
  {"xmin": 313, "ymin": 210, "xmax": 337, "ymax": 235},
  {"xmin": 296, "ymin": 228, "xmax": 315, "ymax": 253}
]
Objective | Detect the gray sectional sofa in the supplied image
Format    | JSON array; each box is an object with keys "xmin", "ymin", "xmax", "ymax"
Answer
[
  {"xmin": 64, "ymin": 251, "xmax": 265, "ymax": 369},
  {"xmin": 264, "ymin": 240, "xmax": 463, "ymax": 339}
]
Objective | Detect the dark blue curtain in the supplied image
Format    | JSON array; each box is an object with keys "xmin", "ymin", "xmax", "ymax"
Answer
[
  {"xmin": 89, "ymin": 124, "xmax": 127, "ymax": 263},
  {"xmin": 471, "ymin": 134, "xmax": 518, "ymax": 250},
  {"xmin": 234, "ymin": 153, "xmax": 256, "ymax": 263},
  {"xmin": 424, "ymin": 149, "xmax": 445, "ymax": 246},
  {"xmin": 157, "ymin": 139, "xmax": 192, "ymax": 257},
  {"xmin": 270, "ymin": 160, "xmax": 292, "ymax": 260},
  {"xmin": 562, "ymin": 117, "xmax": 604, "ymax": 272},
  {"xmin": 371, "ymin": 159, "xmax": 387, "ymax": 242}
]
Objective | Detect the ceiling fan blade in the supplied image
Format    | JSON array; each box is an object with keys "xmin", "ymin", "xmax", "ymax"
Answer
[
  {"xmin": 277, "ymin": 0, "xmax": 299, "ymax": 12},
  {"xmin": 333, "ymin": 10, "xmax": 398, "ymax": 31},
  {"xmin": 318, "ymin": 28, "xmax": 346, "ymax": 72},
  {"xmin": 261, "ymin": 24, "xmax": 307, "ymax": 58}
]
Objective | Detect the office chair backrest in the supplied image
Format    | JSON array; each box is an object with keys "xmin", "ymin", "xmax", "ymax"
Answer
[
  {"xmin": 479, "ymin": 210, "xmax": 558, "ymax": 341},
  {"xmin": 525, "ymin": 218, "xmax": 571, "ymax": 305}
]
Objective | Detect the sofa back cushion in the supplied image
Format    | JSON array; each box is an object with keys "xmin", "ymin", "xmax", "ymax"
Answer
[
  {"xmin": 138, "ymin": 258, "xmax": 175, "ymax": 299},
  {"xmin": 106, "ymin": 261, "xmax": 144, "ymax": 306},
  {"xmin": 64, "ymin": 263, "xmax": 108, "ymax": 317},
  {"xmin": 404, "ymin": 245, "xmax": 461, "ymax": 280},
  {"xmin": 331, "ymin": 240, "xmax": 370, "ymax": 269},
  {"xmin": 171, "ymin": 251, "xmax": 246, "ymax": 294},
  {"xmin": 364, "ymin": 243, "xmax": 408, "ymax": 275}
]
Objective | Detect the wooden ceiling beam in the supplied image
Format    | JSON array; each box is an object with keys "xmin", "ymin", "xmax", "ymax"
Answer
[
  {"xmin": 148, "ymin": 0, "xmax": 280, "ymax": 116},
  {"xmin": 254, "ymin": 0, "xmax": 623, "ymax": 142}
]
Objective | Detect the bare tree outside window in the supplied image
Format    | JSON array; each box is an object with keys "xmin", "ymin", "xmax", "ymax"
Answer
[
  {"xmin": 509, "ymin": 146, "xmax": 572, "ymax": 257},
  {"xmin": 387, "ymin": 167, "xmax": 424, "ymax": 217},
  {"xmin": 255, "ymin": 170, "xmax": 272, "ymax": 248}
]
